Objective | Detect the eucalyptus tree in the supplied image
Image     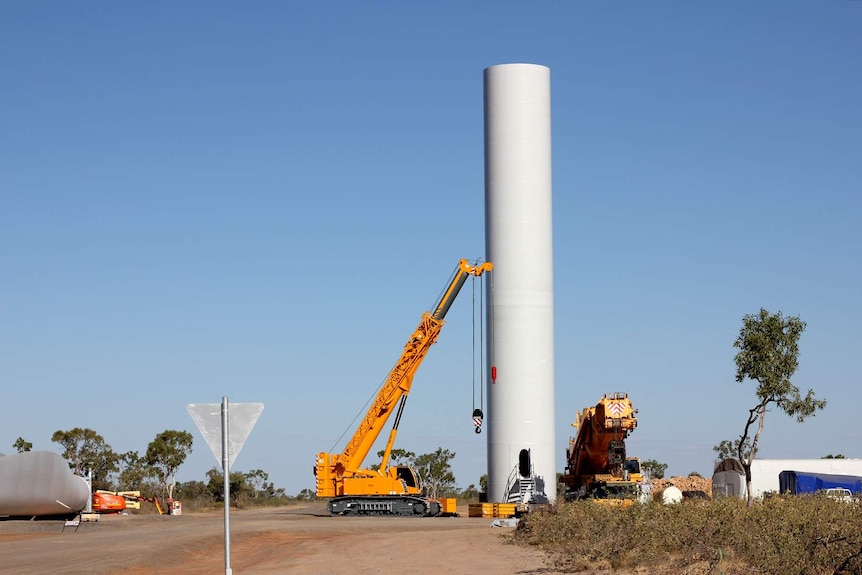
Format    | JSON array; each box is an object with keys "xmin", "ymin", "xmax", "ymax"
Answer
[
  {"xmin": 723, "ymin": 308, "xmax": 826, "ymax": 505},
  {"xmin": 144, "ymin": 430, "xmax": 194, "ymax": 500},
  {"xmin": 51, "ymin": 427, "xmax": 119, "ymax": 490}
]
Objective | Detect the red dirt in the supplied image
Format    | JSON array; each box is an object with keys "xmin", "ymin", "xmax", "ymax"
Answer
[
  {"xmin": 651, "ymin": 475, "xmax": 713, "ymax": 499},
  {"xmin": 0, "ymin": 503, "xmax": 564, "ymax": 575}
]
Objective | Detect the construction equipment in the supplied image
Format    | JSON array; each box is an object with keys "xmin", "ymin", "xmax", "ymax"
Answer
[
  {"xmin": 315, "ymin": 258, "xmax": 493, "ymax": 516},
  {"xmin": 92, "ymin": 491, "xmax": 127, "ymax": 513},
  {"xmin": 92, "ymin": 490, "xmax": 169, "ymax": 515},
  {"xmin": 560, "ymin": 392, "xmax": 643, "ymax": 503}
]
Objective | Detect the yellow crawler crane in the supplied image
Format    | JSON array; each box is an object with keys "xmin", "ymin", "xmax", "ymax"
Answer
[
  {"xmin": 560, "ymin": 392, "xmax": 643, "ymax": 504},
  {"xmin": 315, "ymin": 259, "xmax": 493, "ymax": 516}
]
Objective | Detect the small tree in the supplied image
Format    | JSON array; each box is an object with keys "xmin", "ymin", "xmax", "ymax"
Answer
[
  {"xmin": 730, "ymin": 308, "xmax": 826, "ymax": 505},
  {"xmin": 206, "ymin": 468, "xmax": 253, "ymax": 503},
  {"xmin": 295, "ymin": 488, "xmax": 317, "ymax": 501},
  {"xmin": 412, "ymin": 448, "xmax": 457, "ymax": 499},
  {"xmin": 459, "ymin": 484, "xmax": 480, "ymax": 501},
  {"xmin": 175, "ymin": 480, "xmax": 212, "ymax": 505},
  {"xmin": 52, "ymin": 427, "xmax": 119, "ymax": 489},
  {"xmin": 382, "ymin": 448, "xmax": 415, "ymax": 466},
  {"xmin": 245, "ymin": 469, "xmax": 274, "ymax": 499},
  {"xmin": 117, "ymin": 451, "xmax": 154, "ymax": 491},
  {"xmin": 713, "ymin": 438, "xmax": 753, "ymax": 463},
  {"xmin": 641, "ymin": 459, "xmax": 668, "ymax": 479},
  {"xmin": 370, "ymin": 448, "xmax": 416, "ymax": 471},
  {"xmin": 13, "ymin": 437, "xmax": 32, "ymax": 453},
  {"xmin": 145, "ymin": 430, "xmax": 194, "ymax": 500}
]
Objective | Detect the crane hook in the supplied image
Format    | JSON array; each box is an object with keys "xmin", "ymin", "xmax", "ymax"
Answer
[{"xmin": 472, "ymin": 408, "xmax": 483, "ymax": 435}]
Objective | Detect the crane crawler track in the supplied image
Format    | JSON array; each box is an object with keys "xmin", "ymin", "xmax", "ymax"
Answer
[{"xmin": 328, "ymin": 495, "xmax": 442, "ymax": 517}]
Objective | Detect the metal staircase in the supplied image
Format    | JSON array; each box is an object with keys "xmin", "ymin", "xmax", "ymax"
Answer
[{"xmin": 504, "ymin": 462, "xmax": 536, "ymax": 504}]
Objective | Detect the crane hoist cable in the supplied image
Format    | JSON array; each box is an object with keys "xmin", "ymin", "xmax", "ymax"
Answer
[{"xmin": 471, "ymin": 263, "xmax": 486, "ymax": 434}]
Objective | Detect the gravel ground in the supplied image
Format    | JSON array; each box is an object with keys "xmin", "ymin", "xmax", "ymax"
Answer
[{"xmin": 0, "ymin": 503, "xmax": 563, "ymax": 575}]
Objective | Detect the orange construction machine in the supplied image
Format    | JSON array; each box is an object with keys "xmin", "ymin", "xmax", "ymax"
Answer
[
  {"xmin": 92, "ymin": 490, "xmax": 170, "ymax": 515},
  {"xmin": 315, "ymin": 259, "xmax": 492, "ymax": 516},
  {"xmin": 560, "ymin": 392, "xmax": 643, "ymax": 503},
  {"xmin": 92, "ymin": 491, "xmax": 127, "ymax": 514}
]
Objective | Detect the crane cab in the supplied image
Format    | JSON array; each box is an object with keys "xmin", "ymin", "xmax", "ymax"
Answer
[{"xmin": 395, "ymin": 466, "xmax": 420, "ymax": 491}]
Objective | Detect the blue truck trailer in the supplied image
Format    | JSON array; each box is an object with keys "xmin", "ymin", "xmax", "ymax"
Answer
[{"xmin": 778, "ymin": 471, "xmax": 862, "ymax": 495}]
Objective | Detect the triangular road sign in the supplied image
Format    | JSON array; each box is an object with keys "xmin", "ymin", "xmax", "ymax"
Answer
[{"xmin": 187, "ymin": 401, "xmax": 264, "ymax": 470}]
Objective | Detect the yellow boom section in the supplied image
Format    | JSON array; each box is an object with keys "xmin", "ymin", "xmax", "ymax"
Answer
[{"xmin": 336, "ymin": 311, "xmax": 444, "ymax": 476}]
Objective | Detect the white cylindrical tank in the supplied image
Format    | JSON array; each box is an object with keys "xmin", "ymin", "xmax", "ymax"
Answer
[{"xmin": 484, "ymin": 63, "xmax": 556, "ymax": 504}]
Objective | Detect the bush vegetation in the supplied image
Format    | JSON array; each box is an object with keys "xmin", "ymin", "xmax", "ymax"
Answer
[{"xmin": 513, "ymin": 496, "xmax": 862, "ymax": 574}]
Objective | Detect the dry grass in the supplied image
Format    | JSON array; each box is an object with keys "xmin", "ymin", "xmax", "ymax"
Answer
[{"xmin": 512, "ymin": 496, "xmax": 862, "ymax": 574}]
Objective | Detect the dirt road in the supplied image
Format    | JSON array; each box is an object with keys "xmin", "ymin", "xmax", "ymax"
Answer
[{"xmin": 0, "ymin": 504, "xmax": 560, "ymax": 575}]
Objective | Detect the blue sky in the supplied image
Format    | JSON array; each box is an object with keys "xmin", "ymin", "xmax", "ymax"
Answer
[{"xmin": 2, "ymin": 2, "xmax": 860, "ymax": 496}]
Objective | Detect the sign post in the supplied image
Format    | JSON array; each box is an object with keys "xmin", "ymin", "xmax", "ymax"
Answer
[
  {"xmin": 221, "ymin": 397, "xmax": 231, "ymax": 574},
  {"xmin": 188, "ymin": 397, "xmax": 263, "ymax": 575}
]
